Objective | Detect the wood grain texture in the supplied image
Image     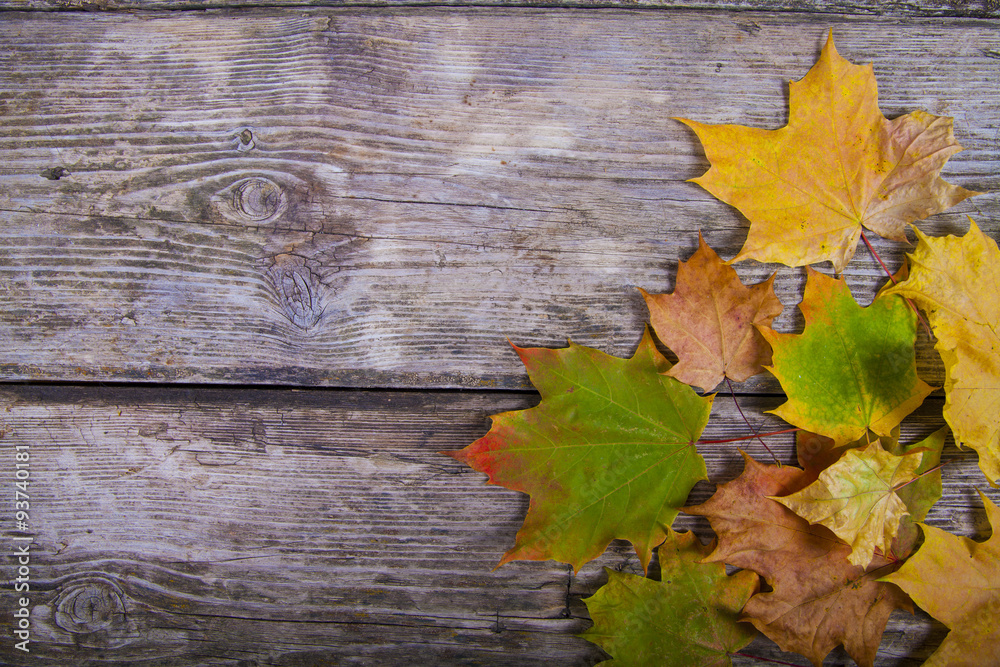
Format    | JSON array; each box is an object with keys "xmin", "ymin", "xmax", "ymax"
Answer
[
  {"xmin": 1, "ymin": 9, "xmax": 998, "ymax": 389},
  {"xmin": 2, "ymin": 0, "xmax": 998, "ymax": 18},
  {"xmin": 2, "ymin": 10, "xmax": 1000, "ymax": 664},
  {"xmin": 0, "ymin": 385, "xmax": 992, "ymax": 665}
]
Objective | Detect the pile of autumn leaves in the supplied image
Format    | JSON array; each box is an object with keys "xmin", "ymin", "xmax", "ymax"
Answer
[{"xmin": 446, "ymin": 34, "xmax": 999, "ymax": 666}]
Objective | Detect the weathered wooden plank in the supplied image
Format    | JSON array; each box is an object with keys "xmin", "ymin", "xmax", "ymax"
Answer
[
  {"xmin": 2, "ymin": 0, "xmax": 998, "ymax": 19},
  {"xmin": 0, "ymin": 386, "xmax": 594, "ymax": 665},
  {"xmin": 0, "ymin": 385, "xmax": 993, "ymax": 664},
  {"xmin": 1, "ymin": 10, "xmax": 997, "ymax": 389}
]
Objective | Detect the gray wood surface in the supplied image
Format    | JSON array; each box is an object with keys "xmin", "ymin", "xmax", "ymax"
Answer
[
  {"xmin": 2, "ymin": 0, "xmax": 998, "ymax": 18},
  {"xmin": 2, "ymin": 6, "xmax": 999, "ymax": 666},
  {"xmin": 0, "ymin": 385, "xmax": 992, "ymax": 665},
  {"xmin": 1, "ymin": 10, "xmax": 997, "ymax": 389}
]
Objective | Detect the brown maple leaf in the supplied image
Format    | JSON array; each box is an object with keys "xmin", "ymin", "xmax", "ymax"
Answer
[
  {"xmin": 640, "ymin": 233, "xmax": 783, "ymax": 392},
  {"xmin": 677, "ymin": 32, "xmax": 977, "ymax": 273},
  {"xmin": 686, "ymin": 453, "xmax": 911, "ymax": 667}
]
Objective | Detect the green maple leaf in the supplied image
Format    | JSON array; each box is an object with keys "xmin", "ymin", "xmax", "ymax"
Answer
[
  {"xmin": 759, "ymin": 268, "xmax": 933, "ymax": 445},
  {"xmin": 444, "ymin": 328, "xmax": 713, "ymax": 571},
  {"xmin": 580, "ymin": 530, "xmax": 759, "ymax": 667}
]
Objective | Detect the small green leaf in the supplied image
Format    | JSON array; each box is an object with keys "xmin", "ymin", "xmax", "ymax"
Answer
[
  {"xmin": 581, "ymin": 530, "xmax": 758, "ymax": 667},
  {"xmin": 893, "ymin": 427, "xmax": 946, "ymax": 556}
]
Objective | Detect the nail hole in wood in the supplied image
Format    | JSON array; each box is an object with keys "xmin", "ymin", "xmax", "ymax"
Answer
[
  {"xmin": 40, "ymin": 167, "xmax": 69, "ymax": 180},
  {"xmin": 236, "ymin": 127, "xmax": 255, "ymax": 152}
]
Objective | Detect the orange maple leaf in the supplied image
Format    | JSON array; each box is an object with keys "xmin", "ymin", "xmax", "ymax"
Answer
[
  {"xmin": 677, "ymin": 33, "xmax": 977, "ymax": 273},
  {"xmin": 640, "ymin": 233, "xmax": 783, "ymax": 392}
]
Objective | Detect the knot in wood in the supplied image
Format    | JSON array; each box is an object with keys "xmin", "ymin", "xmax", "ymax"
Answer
[
  {"xmin": 236, "ymin": 127, "xmax": 255, "ymax": 151},
  {"xmin": 54, "ymin": 578, "xmax": 128, "ymax": 634},
  {"xmin": 231, "ymin": 177, "xmax": 285, "ymax": 223},
  {"xmin": 268, "ymin": 254, "xmax": 323, "ymax": 329}
]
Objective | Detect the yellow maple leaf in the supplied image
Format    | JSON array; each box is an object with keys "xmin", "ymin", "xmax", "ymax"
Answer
[
  {"xmin": 677, "ymin": 32, "xmax": 977, "ymax": 273},
  {"xmin": 770, "ymin": 440, "xmax": 921, "ymax": 567},
  {"xmin": 884, "ymin": 219, "xmax": 1000, "ymax": 486},
  {"xmin": 880, "ymin": 491, "xmax": 1000, "ymax": 666}
]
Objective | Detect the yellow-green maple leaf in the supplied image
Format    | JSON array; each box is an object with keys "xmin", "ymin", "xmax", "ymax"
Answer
[
  {"xmin": 796, "ymin": 427, "xmax": 947, "ymax": 558},
  {"xmin": 677, "ymin": 33, "xmax": 977, "ymax": 273},
  {"xmin": 686, "ymin": 453, "xmax": 912, "ymax": 667},
  {"xmin": 771, "ymin": 440, "xmax": 922, "ymax": 567},
  {"xmin": 884, "ymin": 219, "xmax": 1000, "ymax": 485},
  {"xmin": 760, "ymin": 268, "xmax": 932, "ymax": 446},
  {"xmin": 880, "ymin": 491, "xmax": 1000, "ymax": 666}
]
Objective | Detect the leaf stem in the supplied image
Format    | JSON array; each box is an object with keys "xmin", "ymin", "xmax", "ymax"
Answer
[
  {"xmin": 893, "ymin": 460, "xmax": 951, "ymax": 492},
  {"xmin": 699, "ymin": 428, "xmax": 799, "ymax": 445},
  {"xmin": 726, "ymin": 377, "xmax": 781, "ymax": 466},
  {"xmin": 859, "ymin": 559, "xmax": 904, "ymax": 580},
  {"xmin": 860, "ymin": 230, "xmax": 931, "ymax": 336},
  {"xmin": 860, "ymin": 230, "xmax": 896, "ymax": 282},
  {"xmin": 873, "ymin": 545, "xmax": 898, "ymax": 563}
]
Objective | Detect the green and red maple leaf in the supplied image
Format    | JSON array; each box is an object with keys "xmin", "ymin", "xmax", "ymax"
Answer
[{"xmin": 445, "ymin": 328, "xmax": 712, "ymax": 572}]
